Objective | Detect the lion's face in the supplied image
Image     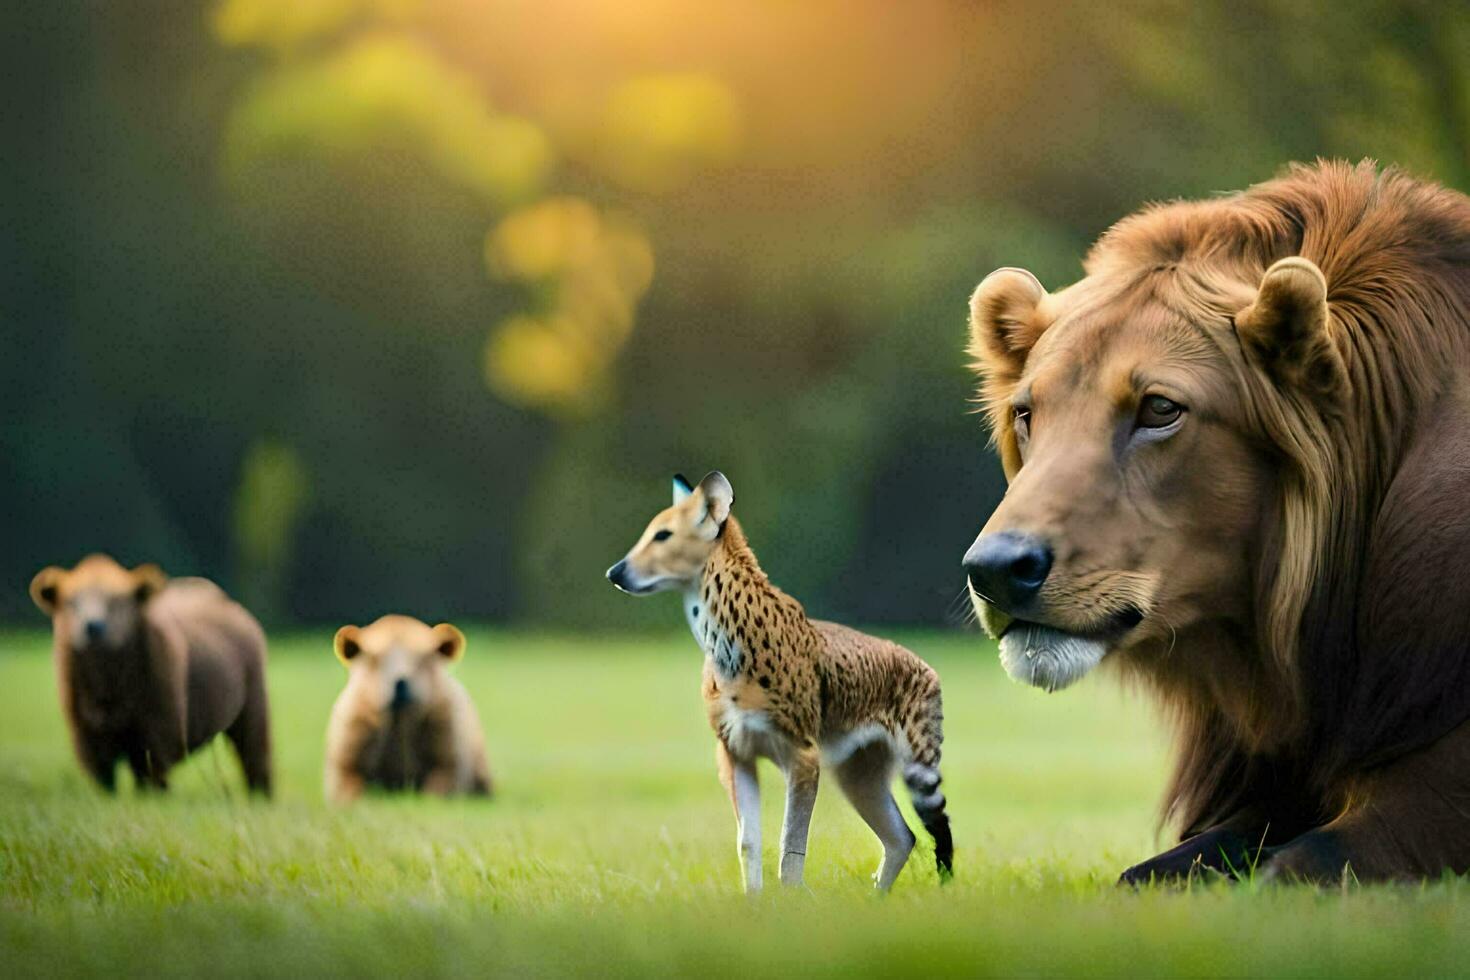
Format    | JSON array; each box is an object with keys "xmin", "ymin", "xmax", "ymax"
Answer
[{"xmin": 963, "ymin": 264, "xmax": 1323, "ymax": 691}]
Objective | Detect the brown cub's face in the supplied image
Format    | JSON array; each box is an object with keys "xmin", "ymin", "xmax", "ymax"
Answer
[
  {"xmin": 607, "ymin": 471, "xmax": 733, "ymax": 596},
  {"xmin": 964, "ymin": 265, "xmax": 1304, "ymax": 691},
  {"xmin": 31, "ymin": 555, "xmax": 168, "ymax": 653},
  {"xmin": 334, "ymin": 615, "xmax": 466, "ymax": 715}
]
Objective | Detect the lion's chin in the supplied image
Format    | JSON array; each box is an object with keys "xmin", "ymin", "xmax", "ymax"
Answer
[
  {"xmin": 972, "ymin": 590, "xmax": 1122, "ymax": 691},
  {"xmin": 996, "ymin": 623, "xmax": 1108, "ymax": 693}
]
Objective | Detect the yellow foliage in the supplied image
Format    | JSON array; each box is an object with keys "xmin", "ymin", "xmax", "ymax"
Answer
[
  {"xmin": 483, "ymin": 198, "xmax": 655, "ymax": 413},
  {"xmin": 215, "ymin": 7, "xmax": 740, "ymax": 418},
  {"xmin": 485, "ymin": 198, "xmax": 605, "ymax": 281},
  {"xmin": 483, "ymin": 314, "xmax": 596, "ymax": 410},
  {"xmin": 599, "ymin": 73, "xmax": 743, "ymax": 192},
  {"xmin": 224, "ymin": 34, "xmax": 551, "ymax": 206},
  {"xmin": 213, "ymin": 0, "xmax": 422, "ymax": 51}
]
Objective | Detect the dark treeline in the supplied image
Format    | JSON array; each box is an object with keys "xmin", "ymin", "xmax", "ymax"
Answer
[{"xmin": 6, "ymin": 0, "xmax": 1466, "ymax": 627}]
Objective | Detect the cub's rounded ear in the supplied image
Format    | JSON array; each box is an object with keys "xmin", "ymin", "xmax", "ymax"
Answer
[
  {"xmin": 696, "ymin": 471, "xmax": 733, "ymax": 529},
  {"xmin": 131, "ymin": 564, "xmax": 168, "ymax": 603},
  {"xmin": 968, "ymin": 267, "xmax": 1049, "ymax": 384},
  {"xmin": 432, "ymin": 623, "xmax": 466, "ymax": 662},
  {"xmin": 30, "ymin": 566, "xmax": 65, "ymax": 615},
  {"xmin": 1236, "ymin": 257, "xmax": 1346, "ymax": 400},
  {"xmin": 333, "ymin": 625, "xmax": 362, "ymax": 666},
  {"xmin": 672, "ymin": 473, "xmax": 694, "ymax": 505}
]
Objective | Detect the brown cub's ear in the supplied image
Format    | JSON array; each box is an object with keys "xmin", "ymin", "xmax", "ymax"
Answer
[
  {"xmin": 1235, "ymin": 257, "xmax": 1346, "ymax": 400},
  {"xmin": 334, "ymin": 625, "xmax": 363, "ymax": 665},
  {"xmin": 432, "ymin": 623, "xmax": 466, "ymax": 662},
  {"xmin": 695, "ymin": 471, "xmax": 733, "ymax": 531},
  {"xmin": 968, "ymin": 267, "xmax": 1049, "ymax": 389},
  {"xmin": 30, "ymin": 567, "xmax": 65, "ymax": 615},
  {"xmin": 131, "ymin": 564, "xmax": 168, "ymax": 603}
]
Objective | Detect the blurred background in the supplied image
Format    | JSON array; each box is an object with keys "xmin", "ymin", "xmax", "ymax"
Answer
[{"xmin": 5, "ymin": 0, "xmax": 1466, "ymax": 628}]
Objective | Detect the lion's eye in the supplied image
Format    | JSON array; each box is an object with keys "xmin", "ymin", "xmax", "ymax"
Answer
[
  {"xmin": 1012, "ymin": 405, "xmax": 1032, "ymax": 440},
  {"xmin": 1137, "ymin": 395, "xmax": 1184, "ymax": 429},
  {"xmin": 652, "ymin": 529, "xmax": 673, "ymax": 542}
]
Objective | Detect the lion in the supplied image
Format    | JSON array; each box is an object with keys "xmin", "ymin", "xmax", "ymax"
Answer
[{"xmin": 963, "ymin": 160, "xmax": 1470, "ymax": 883}]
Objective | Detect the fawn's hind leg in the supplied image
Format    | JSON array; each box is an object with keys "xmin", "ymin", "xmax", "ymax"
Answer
[
  {"xmin": 717, "ymin": 740, "xmax": 762, "ymax": 894},
  {"xmin": 835, "ymin": 739, "xmax": 915, "ymax": 891}
]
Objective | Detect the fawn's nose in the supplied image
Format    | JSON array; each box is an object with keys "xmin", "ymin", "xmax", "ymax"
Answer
[
  {"xmin": 606, "ymin": 559, "xmax": 627, "ymax": 586},
  {"xmin": 963, "ymin": 531, "xmax": 1053, "ymax": 613},
  {"xmin": 84, "ymin": 619, "xmax": 106, "ymax": 642},
  {"xmin": 391, "ymin": 678, "xmax": 412, "ymax": 710}
]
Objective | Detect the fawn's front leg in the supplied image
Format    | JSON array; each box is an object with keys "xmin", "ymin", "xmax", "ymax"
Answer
[
  {"xmin": 717, "ymin": 740, "xmax": 762, "ymax": 893},
  {"xmin": 779, "ymin": 746, "xmax": 820, "ymax": 888}
]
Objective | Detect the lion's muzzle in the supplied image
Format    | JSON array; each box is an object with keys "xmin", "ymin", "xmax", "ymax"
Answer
[
  {"xmin": 995, "ymin": 622, "xmax": 1108, "ymax": 693},
  {"xmin": 962, "ymin": 530, "xmax": 1053, "ymax": 613},
  {"xmin": 968, "ymin": 584, "xmax": 1138, "ymax": 693}
]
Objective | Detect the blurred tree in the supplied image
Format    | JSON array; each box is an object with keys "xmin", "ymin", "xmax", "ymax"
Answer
[
  {"xmin": 4, "ymin": 0, "xmax": 1465, "ymax": 627},
  {"xmin": 232, "ymin": 440, "xmax": 310, "ymax": 623}
]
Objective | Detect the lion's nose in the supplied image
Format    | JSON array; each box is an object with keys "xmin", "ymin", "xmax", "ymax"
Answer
[
  {"xmin": 84, "ymin": 619, "xmax": 106, "ymax": 642},
  {"xmin": 963, "ymin": 531, "xmax": 1053, "ymax": 612}
]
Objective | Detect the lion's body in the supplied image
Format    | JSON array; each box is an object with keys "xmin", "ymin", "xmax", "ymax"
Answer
[
  {"xmin": 1105, "ymin": 164, "xmax": 1470, "ymax": 879},
  {"xmin": 967, "ymin": 161, "xmax": 1470, "ymax": 882}
]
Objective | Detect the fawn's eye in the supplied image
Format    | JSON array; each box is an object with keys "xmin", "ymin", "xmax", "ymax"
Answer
[
  {"xmin": 653, "ymin": 529, "xmax": 673, "ymax": 542},
  {"xmin": 1137, "ymin": 394, "xmax": 1185, "ymax": 429}
]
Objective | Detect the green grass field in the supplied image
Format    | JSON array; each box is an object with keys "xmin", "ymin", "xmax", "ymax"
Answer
[{"xmin": 4, "ymin": 628, "xmax": 1470, "ymax": 977}]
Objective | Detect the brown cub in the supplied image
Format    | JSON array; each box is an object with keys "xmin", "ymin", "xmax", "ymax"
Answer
[
  {"xmin": 607, "ymin": 472, "xmax": 952, "ymax": 893},
  {"xmin": 30, "ymin": 554, "xmax": 272, "ymax": 794},
  {"xmin": 325, "ymin": 615, "xmax": 492, "ymax": 803}
]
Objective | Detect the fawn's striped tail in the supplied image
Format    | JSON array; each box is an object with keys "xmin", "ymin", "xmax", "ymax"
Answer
[
  {"xmin": 904, "ymin": 761, "xmax": 953, "ymax": 877},
  {"xmin": 902, "ymin": 682, "xmax": 953, "ymax": 878}
]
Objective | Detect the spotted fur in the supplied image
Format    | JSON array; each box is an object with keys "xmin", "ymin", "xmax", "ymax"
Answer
[{"xmin": 609, "ymin": 471, "xmax": 951, "ymax": 891}]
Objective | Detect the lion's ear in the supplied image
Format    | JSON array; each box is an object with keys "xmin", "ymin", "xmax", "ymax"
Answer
[
  {"xmin": 968, "ymin": 268, "xmax": 1049, "ymax": 386},
  {"xmin": 1236, "ymin": 257, "xmax": 1346, "ymax": 399}
]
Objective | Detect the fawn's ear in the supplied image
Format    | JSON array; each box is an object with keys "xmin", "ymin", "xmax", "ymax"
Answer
[
  {"xmin": 1235, "ymin": 256, "xmax": 1346, "ymax": 400},
  {"xmin": 432, "ymin": 623, "xmax": 466, "ymax": 662},
  {"xmin": 131, "ymin": 563, "xmax": 168, "ymax": 604},
  {"xmin": 30, "ymin": 566, "xmax": 65, "ymax": 615},
  {"xmin": 695, "ymin": 471, "xmax": 733, "ymax": 530},
  {"xmin": 968, "ymin": 267, "xmax": 1049, "ymax": 386},
  {"xmin": 334, "ymin": 625, "xmax": 362, "ymax": 666},
  {"xmin": 672, "ymin": 473, "xmax": 694, "ymax": 505}
]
